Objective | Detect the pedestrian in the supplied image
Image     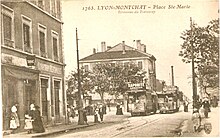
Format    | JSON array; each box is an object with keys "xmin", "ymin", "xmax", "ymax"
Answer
[
  {"xmin": 67, "ymin": 105, "xmax": 75, "ymax": 124},
  {"xmin": 116, "ymin": 103, "xmax": 120, "ymax": 115},
  {"xmin": 94, "ymin": 107, "xmax": 99, "ymax": 123},
  {"xmin": 67, "ymin": 105, "xmax": 71, "ymax": 124},
  {"xmin": 24, "ymin": 110, "xmax": 34, "ymax": 134},
  {"xmin": 103, "ymin": 104, "xmax": 107, "ymax": 114},
  {"xmin": 107, "ymin": 102, "xmax": 111, "ymax": 112},
  {"xmin": 192, "ymin": 108, "xmax": 201, "ymax": 132},
  {"xmin": 83, "ymin": 108, "xmax": 89, "ymax": 125},
  {"xmin": 183, "ymin": 101, "xmax": 188, "ymax": 112},
  {"xmin": 10, "ymin": 105, "xmax": 20, "ymax": 134},
  {"xmin": 32, "ymin": 105, "xmax": 45, "ymax": 133},
  {"xmin": 98, "ymin": 104, "xmax": 104, "ymax": 123},
  {"xmin": 202, "ymin": 97, "xmax": 210, "ymax": 118}
]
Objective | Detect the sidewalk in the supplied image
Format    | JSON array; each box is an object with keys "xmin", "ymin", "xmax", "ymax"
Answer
[
  {"xmin": 3, "ymin": 108, "xmax": 130, "ymax": 138},
  {"xmin": 180, "ymin": 106, "xmax": 220, "ymax": 137}
]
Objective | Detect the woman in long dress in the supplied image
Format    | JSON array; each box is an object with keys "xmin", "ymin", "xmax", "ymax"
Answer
[{"xmin": 32, "ymin": 105, "xmax": 45, "ymax": 133}]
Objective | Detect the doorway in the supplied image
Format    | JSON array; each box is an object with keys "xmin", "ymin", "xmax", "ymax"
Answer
[
  {"xmin": 54, "ymin": 81, "xmax": 60, "ymax": 123},
  {"xmin": 41, "ymin": 79, "xmax": 49, "ymax": 124}
]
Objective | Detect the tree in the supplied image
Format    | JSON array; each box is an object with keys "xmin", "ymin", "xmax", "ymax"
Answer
[
  {"xmin": 91, "ymin": 62, "xmax": 146, "ymax": 102},
  {"xmin": 66, "ymin": 67, "xmax": 94, "ymax": 105},
  {"xmin": 179, "ymin": 18, "xmax": 219, "ymax": 89}
]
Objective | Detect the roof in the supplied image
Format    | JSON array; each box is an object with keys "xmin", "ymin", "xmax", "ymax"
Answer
[{"xmin": 80, "ymin": 43, "xmax": 156, "ymax": 62}]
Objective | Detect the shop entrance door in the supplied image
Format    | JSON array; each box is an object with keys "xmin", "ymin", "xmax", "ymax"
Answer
[
  {"xmin": 41, "ymin": 79, "xmax": 48, "ymax": 124},
  {"xmin": 54, "ymin": 81, "xmax": 60, "ymax": 123}
]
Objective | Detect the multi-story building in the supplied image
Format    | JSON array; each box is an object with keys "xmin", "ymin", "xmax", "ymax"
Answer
[
  {"xmin": 1, "ymin": 0, "xmax": 66, "ymax": 131},
  {"xmin": 79, "ymin": 40, "xmax": 157, "ymax": 109}
]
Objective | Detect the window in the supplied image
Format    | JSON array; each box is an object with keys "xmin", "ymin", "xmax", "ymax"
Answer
[
  {"xmin": 38, "ymin": 0, "xmax": 44, "ymax": 9},
  {"xmin": 50, "ymin": 0, "xmax": 57, "ymax": 17},
  {"xmin": 22, "ymin": 16, "xmax": 32, "ymax": 53},
  {"xmin": 138, "ymin": 61, "xmax": 143, "ymax": 69},
  {"xmin": 52, "ymin": 31, "xmax": 59, "ymax": 61},
  {"xmin": 110, "ymin": 63, "xmax": 115, "ymax": 67},
  {"xmin": 40, "ymin": 32, "xmax": 46, "ymax": 56},
  {"xmin": 23, "ymin": 24, "xmax": 30, "ymax": 48},
  {"xmin": 1, "ymin": 5, "xmax": 14, "ymax": 47},
  {"xmin": 56, "ymin": 0, "xmax": 60, "ymax": 18},
  {"xmin": 84, "ymin": 65, "xmax": 89, "ymax": 71},
  {"xmin": 124, "ymin": 62, "xmax": 129, "ymax": 67},
  {"xmin": 38, "ymin": 24, "xmax": 47, "ymax": 58},
  {"xmin": 53, "ymin": 37, "xmax": 58, "ymax": 61}
]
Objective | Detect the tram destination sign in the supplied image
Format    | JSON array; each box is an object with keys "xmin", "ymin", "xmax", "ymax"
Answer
[{"xmin": 163, "ymin": 86, "xmax": 178, "ymax": 92}]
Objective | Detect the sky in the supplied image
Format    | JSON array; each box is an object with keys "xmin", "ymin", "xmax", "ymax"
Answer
[{"xmin": 61, "ymin": 0, "xmax": 219, "ymax": 99}]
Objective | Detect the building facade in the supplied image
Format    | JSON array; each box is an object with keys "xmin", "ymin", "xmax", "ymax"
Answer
[
  {"xmin": 79, "ymin": 40, "xmax": 157, "ymax": 109},
  {"xmin": 1, "ymin": 0, "xmax": 66, "ymax": 131}
]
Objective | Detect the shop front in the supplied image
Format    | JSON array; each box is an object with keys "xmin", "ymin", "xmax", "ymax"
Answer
[{"xmin": 2, "ymin": 64, "xmax": 40, "ymax": 131}]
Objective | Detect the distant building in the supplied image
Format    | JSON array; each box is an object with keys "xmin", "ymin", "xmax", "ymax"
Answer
[
  {"xmin": 156, "ymin": 79, "xmax": 165, "ymax": 92},
  {"xmin": 79, "ymin": 40, "xmax": 157, "ymax": 107},
  {"xmin": 1, "ymin": 0, "xmax": 66, "ymax": 131}
]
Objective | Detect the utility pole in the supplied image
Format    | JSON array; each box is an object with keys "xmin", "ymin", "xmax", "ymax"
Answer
[
  {"xmin": 171, "ymin": 66, "xmax": 174, "ymax": 86},
  {"xmin": 190, "ymin": 17, "xmax": 197, "ymax": 109},
  {"xmin": 76, "ymin": 28, "xmax": 84, "ymax": 125}
]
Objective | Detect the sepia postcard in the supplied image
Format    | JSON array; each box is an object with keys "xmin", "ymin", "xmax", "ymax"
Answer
[{"xmin": 1, "ymin": 0, "xmax": 219, "ymax": 137}]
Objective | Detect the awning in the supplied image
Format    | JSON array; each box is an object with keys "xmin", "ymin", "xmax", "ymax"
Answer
[{"xmin": 2, "ymin": 64, "xmax": 39, "ymax": 80}]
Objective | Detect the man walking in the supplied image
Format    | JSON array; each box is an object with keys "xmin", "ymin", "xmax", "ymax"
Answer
[{"xmin": 98, "ymin": 104, "xmax": 104, "ymax": 123}]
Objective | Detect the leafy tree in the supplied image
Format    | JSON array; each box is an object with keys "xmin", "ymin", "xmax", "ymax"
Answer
[
  {"xmin": 179, "ymin": 19, "xmax": 219, "ymax": 89},
  {"xmin": 91, "ymin": 62, "xmax": 146, "ymax": 102},
  {"xmin": 66, "ymin": 67, "xmax": 94, "ymax": 104}
]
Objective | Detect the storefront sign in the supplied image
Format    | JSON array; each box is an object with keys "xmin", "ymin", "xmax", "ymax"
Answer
[{"xmin": 26, "ymin": 55, "xmax": 35, "ymax": 66}]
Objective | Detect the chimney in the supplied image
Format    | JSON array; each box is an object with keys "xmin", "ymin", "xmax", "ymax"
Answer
[
  {"xmin": 101, "ymin": 41, "xmax": 106, "ymax": 52},
  {"xmin": 107, "ymin": 46, "xmax": 111, "ymax": 50},
  {"xmin": 122, "ymin": 41, "xmax": 126, "ymax": 54},
  {"xmin": 143, "ymin": 45, "xmax": 146, "ymax": 53},
  {"xmin": 136, "ymin": 40, "xmax": 141, "ymax": 51},
  {"xmin": 171, "ymin": 66, "xmax": 174, "ymax": 86},
  {"xmin": 141, "ymin": 44, "xmax": 145, "ymax": 52},
  {"xmin": 133, "ymin": 40, "xmax": 136, "ymax": 48},
  {"xmin": 93, "ymin": 48, "xmax": 96, "ymax": 54}
]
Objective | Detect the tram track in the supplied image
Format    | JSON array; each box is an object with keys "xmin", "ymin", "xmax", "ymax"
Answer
[{"xmin": 112, "ymin": 115, "xmax": 167, "ymax": 137}]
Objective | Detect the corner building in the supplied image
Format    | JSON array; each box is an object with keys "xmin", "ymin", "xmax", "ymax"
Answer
[
  {"xmin": 79, "ymin": 40, "xmax": 157, "ymax": 111},
  {"xmin": 1, "ymin": 0, "xmax": 67, "ymax": 131}
]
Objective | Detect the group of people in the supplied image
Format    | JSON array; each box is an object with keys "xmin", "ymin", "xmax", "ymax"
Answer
[
  {"xmin": 94, "ymin": 104, "xmax": 105, "ymax": 123},
  {"xmin": 67, "ymin": 102, "xmax": 124, "ymax": 125},
  {"xmin": 9, "ymin": 104, "xmax": 45, "ymax": 134},
  {"xmin": 67, "ymin": 105, "xmax": 76, "ymax": 124},
  {"xmin": 116, "ymin": 103, "xmax": 123, "ymax": 115},
  {"xmin": 192, "ymin": 97, "xmax": 211, "ymax": 132}
]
